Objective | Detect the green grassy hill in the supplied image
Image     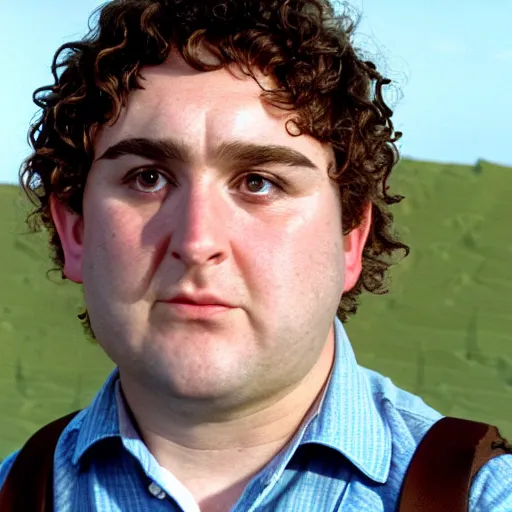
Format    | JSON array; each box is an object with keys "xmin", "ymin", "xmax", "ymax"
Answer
[
  {"xmin": 346, "ymin": 158, "xmax": 512, "ymax": 438},
  {"xmin": 0, "ymin": 157, "xmax": 511, "ymax": 459},
  {"xmin": 0, "ymin": 185, "xmax": 114, "ymax": 458}
]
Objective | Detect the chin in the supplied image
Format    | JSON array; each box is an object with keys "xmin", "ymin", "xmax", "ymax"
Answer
[{"xmin": 141, "ymin": 349, "xmax": 248, "ymax": 396}]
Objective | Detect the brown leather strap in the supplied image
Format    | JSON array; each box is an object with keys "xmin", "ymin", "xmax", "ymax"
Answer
[
  {"xmin": 398, "ymin": 417, "xmax": 512, "ymax": 512},
  {"xmin": 0, "ymin": 411, "xmax": 80, "ymax": 512}
]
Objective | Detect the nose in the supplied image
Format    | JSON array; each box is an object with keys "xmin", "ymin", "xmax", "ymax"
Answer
[{"xmin": 168, "ymin": 180, "xmax": 229, "ymax": 268}]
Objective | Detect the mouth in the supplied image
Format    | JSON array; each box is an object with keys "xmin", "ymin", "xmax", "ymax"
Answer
[
  {"xmin": 159, "ymin": 298, "xmax": 236, "ymax": 319},
  {"xmin": 168, "ymin": 298, "xmax": 222, "ymax": 306}
]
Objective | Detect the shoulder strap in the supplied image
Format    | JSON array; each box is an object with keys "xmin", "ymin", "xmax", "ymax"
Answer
[
  {"xmin": 0, "ymin": 411, "xmax": 80, "ymax": 512},
  {"xmin": 398, "ymin": 416, "xmax": 512, "ymax": 512}
]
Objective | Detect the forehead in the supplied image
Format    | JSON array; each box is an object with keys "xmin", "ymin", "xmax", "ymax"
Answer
[{"xmin": 94, "ymin": 51, "xmax": 333, "ymax": 168}]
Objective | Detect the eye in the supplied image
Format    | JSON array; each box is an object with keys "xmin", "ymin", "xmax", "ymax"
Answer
[
  {"xmin": 128, "ymin": 168, "xmax": 170, "ymax": 194},
  {"xmin": 240, "ymin": 173, "xmax": 281, "ymax": 197}
]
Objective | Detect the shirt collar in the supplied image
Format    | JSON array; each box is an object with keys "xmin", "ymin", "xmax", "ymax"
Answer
[
  {"xmin": 71, "ymin": 368, "xmax": 121, "ymax": 465},
  {"xmin": 301, "ymin": 316, "xmax": 392, "ymax": 484},
  {"xmin": 71, "ymin": 318, "xmax": 392, "ymax": 483}
]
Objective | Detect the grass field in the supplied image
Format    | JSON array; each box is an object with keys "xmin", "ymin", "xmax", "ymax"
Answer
[{"xmin": 0, "ymin": 157, "xmax": 511, "ymax": 460}]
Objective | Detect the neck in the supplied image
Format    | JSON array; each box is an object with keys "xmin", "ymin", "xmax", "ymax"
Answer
[{"xmin": 118, "ymin": 327, "xmax": 335, "ymax": 509}]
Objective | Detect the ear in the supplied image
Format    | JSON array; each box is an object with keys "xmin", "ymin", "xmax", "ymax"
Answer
[
  {"xmin": 50, "ymin": 194, "xmax": 84, "ymax": 284},
  {"xmin": 343, "ymin": 202, "xmax": 372, "ymax": 293}
]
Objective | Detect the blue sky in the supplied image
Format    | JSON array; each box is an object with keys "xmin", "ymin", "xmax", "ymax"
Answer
[{"xmin": 1, "ymin": 0, "xmax": 511, "ymax": 184}]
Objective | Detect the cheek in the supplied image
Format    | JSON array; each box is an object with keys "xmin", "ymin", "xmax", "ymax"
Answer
[
  {"xmin": 83, "ymin": 201, "xmax": 150, "ymax": 297},
  {"xmin": 240, "ymin": 195, "xmax": 343, "ymax": 303}
]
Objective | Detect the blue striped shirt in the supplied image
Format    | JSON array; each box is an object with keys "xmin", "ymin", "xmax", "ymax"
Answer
[{"xmin": 1, "ymin": 317, "xmax": 511, "ymax": 511}]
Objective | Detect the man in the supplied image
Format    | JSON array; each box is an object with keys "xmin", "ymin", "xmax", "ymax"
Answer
[{"xmin": 1, "ymin": 0, "xmax": 510, "ymax": 510}]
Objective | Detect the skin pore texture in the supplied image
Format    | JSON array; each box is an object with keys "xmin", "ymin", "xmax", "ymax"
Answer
[{"xmin": 51, "ymin": 50, "xmax": 372, "ymax": 511}]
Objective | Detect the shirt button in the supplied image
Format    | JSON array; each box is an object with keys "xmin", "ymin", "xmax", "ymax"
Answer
[{"xmin": 148, "ymin": 482, "xmax": 167, "ymax": 500}]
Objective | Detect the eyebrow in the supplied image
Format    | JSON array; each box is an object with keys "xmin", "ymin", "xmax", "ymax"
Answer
[{"xmin": 96, "ymin": 137, "xmax": 319, "ymax": 171}]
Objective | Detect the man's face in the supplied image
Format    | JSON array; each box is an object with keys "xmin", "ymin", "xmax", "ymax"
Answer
[{"xmin": 53, "ymin": 52, "xmax": 369, "ymax": 407}]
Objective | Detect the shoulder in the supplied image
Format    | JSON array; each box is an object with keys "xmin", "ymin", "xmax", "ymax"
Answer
[
  {"xmin": 0, "ymin": 410, "xmax": 86, "ymax": 491},
  {"xmin": 0, "ymin": 451, "xmax": 19, "ymax": 489},
  {"xmin": 0, "ymin": 370, "xmax": 120, "ymax": 494},
  {"xmin": 470, "ymin": 452, "xmax": 512, "ymax": 511},
  {"xmin": 361, "ymin": 366, "xmax": 512, "ymax": 509}
]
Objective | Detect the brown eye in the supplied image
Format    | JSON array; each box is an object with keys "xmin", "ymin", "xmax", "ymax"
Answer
[
  {"xmin": 242, "ymin": 173, "xmax": 277, "ymax": 196},
  {"xmin": 131, "ymin": 169, "xmax": 169, "ymax": 193}
]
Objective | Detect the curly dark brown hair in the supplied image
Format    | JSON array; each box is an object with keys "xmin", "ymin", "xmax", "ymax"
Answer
[{"xmin": 20, "ymin": 0, "xmax": 409, "ymax": 337}]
